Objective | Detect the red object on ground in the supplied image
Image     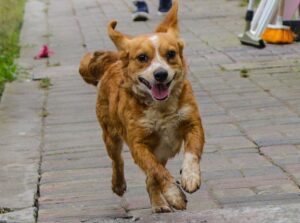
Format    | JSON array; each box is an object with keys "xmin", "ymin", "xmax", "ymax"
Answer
[{"xmin": 34, "ymin": 45, "xmax": 53, "ymax": 59}]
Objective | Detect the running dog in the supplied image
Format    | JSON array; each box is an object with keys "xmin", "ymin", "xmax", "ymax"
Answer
[{"xmin": 79, "ymin": 0, "xmax": 204, "ymax": 213}]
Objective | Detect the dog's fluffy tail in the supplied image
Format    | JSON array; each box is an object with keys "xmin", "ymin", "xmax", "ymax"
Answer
[{"xmin": 79, "ymin": 51, "xmax": 119, "ymax": 86}]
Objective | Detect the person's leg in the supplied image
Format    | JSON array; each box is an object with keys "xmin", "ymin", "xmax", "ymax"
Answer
[
  {"xmin": 158, "ymin": 0, "xmax": 172, "ymax": 15},
  {"xmin": 132, "ymin": 0, "xmax": 149, "ymax": 21}
]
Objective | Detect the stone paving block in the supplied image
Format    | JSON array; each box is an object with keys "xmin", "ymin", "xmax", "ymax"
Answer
[
  {"xmin": 260, "ymin": 145, "xmax": 300, "ymax": 159},
  {"xmin": 207, "ymin": 175, "xmax": 291, "ymax": 190},
  {"xmin": 39, "ymin": 178, "xmax": 112, "ymax": 197},
  {"xmin": 284, "ymin": 163, "xmax": 300, "ymax": 173},
  {"xmin": 38, "ymin": 207, "xmax": 127, "ymax": 223},
  {"xmin": 45, "ymin": 121, "xmax": 99, "ymax": 134},
  {"xmin": 241, "ymin": 166, "xmax": 286, "ymax": 178},
  {"xmin": 269, "ymin": 88, "xmax": 300, "ymax": 100},
  {"xmin": 244, "ymin": 125, "xmax": 300, "ymax": 148},
  {"xmin": 46, "ymin": 101, "xmax": 96, "ymax": 116},
  {"xmin": 47, "ymin": 86, "xmax": 95, "ymax": 96},
  {"xmin": 207, "ymin": 136, "xmax": 257, "ymax": 151},
  {"xmin": 43, "ymin": 137, "xmax": 103, "ymax": 151},
  {"xmin": 187, "ymin": 190, "xmax": 220, "ymax": 211},
  {"xmin": 200, "ymin": 102, "xmax": 226, "ymax": 116},
  {"xmin": 239, "ymin": 117, "xmax": 300, "ymax": 129},
  {"xmin": 221, "ymin": 60, "xmax": 300, "ymax": 71},
  {"xmin": 39, "ymin": 198, "xmax": 121, "ymax": 211},
  {"xmin": 41, "ymin": 156, "xmax": 111, "ymax": 172},
  {"xmin": 228, "ymin": 153, "xmax": 272, "ymax": 169},
  {"xmin": 229, "ymin": 106, "xmax": 297, "ymax": 122},
  {"xmin": 0, "ymin": 207, "xmax": 36, "ymax": 223},
  {"xmin": 43, "ymin": 145, "xmax": 104, "ymax": 157},
  {"xmin": 220, "ymin": 148, "xmax": 259, "ymax": 155},
  {"xmin": 274, "ymin": 157, "xmax": 300, "ymax": 166},
  {"xmin": 32, "ymin": 66, "xmax": 79, "ymax": 80},
  {"xmin": 47, "ymin": 74, "xmax": 85, "ymax": 86},
  {"xmin": 202, "ymin": 114, "xmax": 235, "ymax": 125},
  {"xmin": 250, "ymin": 130, "xmax": 300, "ymax": 147},
  {"xmin": 42, "ymin": 149, "xmax": 104, "ymax": 162},
  {"xmin": 202, "ymin": 169, "xmax": 243, "ymax": 181},
  {"xmin": 121, "ymin": 195, "xmax": 151, "ymax": 211},
  {"xmin": 39, "ymin": 189, "xmax": 119, "ymax": 207},
  {"xmin": 292, "ymin": 174, "xmax": 300, "ymax": 186},
  {"xmin": 259, "ymin": 138, "xmax": 300, "ymax": 151},
  {"xmin": 44, "ymin": 129, "xmax": 100, "ymax": 144},
  {"xmin": 39, "ymin": 193, "xmax": 115, "ymax": 206},
  {"xmin": 204, "ymin": 123, "xmax": 242, "ymax": 138},
  {"xmin": 212, "ymin": 188, "xmax": 256, "ymax": 200},
  {"xmin": 254, "ymin": 184, "xmax": 300, "ymax": 196},
  {"xmin": 219, "ymin": 96, "xmax": 282, "ymax": 110},
  {"xmin": 40, "ymin": 167, "xmax": 111, "ymax": 185},
  {"xmin": 203, "ymin": 144, "xmax": 219, "ymax": 153},
  {"xmin": 201, "ymin": 154, "xmax": 235, "ymax": 172},
  {"xmin": 220, "ymin": 193, "xmax": 300, "ymax": 208},
  {"xmin": 47, "ymin": 92, "xmax": 95, "ymax": 104}
]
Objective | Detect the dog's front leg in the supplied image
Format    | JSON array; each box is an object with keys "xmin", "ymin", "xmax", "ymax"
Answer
[
  {"xmin": 146, "ymin": 176, "xmax": 172, "ymax": 213},
  {"xmin": 181, "ymin": 119, "xmax": 205, "ymax": 193},
  {"xmin": 129, "ymin": 141, "xmax": 187, "ymax": 212}
]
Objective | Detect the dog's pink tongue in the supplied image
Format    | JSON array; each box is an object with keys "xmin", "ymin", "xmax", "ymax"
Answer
[{"xmin": 151, "ymin": 84, "xmax": 169, "ymax": 100}]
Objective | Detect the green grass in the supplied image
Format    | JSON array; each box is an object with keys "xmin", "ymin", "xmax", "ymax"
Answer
[
  {"xmin": 39, "ymin": 77, "xmax": 52, "ymax": 89},
  {"xmin": 240, "ymin": 68, "xmax": 250, "ymax": 78},
  {"xmin": 0, "ymin": 207, "xmax": 12, "ymax": 214},
  {"xmin": 240, "ymin": 0, "xmax": 260, "ymax": 7},
  {"xmin": 0, "ymin": 0, "xmax": 26, "ymax": 97}
]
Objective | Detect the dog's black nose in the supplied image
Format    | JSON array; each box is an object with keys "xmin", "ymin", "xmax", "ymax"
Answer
[{"xmin": 153, "ymin": 68, "xmax": 168, "ymax": 82}]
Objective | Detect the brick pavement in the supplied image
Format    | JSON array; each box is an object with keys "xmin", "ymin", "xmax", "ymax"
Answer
[{"xmin": 1, "ymin": 0, "xmax": 300, "ymax": 222}]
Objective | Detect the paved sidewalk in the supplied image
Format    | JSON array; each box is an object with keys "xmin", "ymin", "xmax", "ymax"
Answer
[{"xmin": 1, "ymin": 0, "xmax": 300, "ymax": 222}]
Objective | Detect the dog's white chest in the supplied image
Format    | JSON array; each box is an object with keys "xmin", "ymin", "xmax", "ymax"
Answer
[{"xmin": 139, "ymin": 105, "xmax": 191, "ymax": 162}]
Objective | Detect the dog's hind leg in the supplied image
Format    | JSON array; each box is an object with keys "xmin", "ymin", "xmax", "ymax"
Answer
[{"xmin": 103, "ymin": 131, "xmax": 126, "ymax": 196}]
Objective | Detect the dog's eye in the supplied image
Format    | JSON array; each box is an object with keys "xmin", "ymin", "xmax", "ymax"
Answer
[
  {"xmin": 166, "ymin": 50, "xmax": 176, "ymax": 60},
  {"xmin": 137, "ymin": 54, "xmax": 148, "ymax": 63}
]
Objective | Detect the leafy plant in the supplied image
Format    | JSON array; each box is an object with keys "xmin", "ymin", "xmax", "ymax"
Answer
[{"xmin": 0, "ymin": 0, "xmax": 26, "ymax": 97}]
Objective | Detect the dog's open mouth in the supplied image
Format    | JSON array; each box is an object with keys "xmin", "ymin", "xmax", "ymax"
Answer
[{"xmin": 138, "ymin": 77, "xmax": 171, "ymax": 101}]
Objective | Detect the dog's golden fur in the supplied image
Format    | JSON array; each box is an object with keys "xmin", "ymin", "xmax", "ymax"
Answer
[{"xmin": 79, "ymin": 0, "xmax": 204, "ymax": 213}]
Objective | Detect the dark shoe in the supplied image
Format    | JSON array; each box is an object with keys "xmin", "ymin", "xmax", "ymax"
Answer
[
  {"xmin": 132, "ymin": 1, "xmax": 149, "ymax": 21},
  {"xmin": 158, "ymin": 0, "xmax": 172, "ymax": 15}
]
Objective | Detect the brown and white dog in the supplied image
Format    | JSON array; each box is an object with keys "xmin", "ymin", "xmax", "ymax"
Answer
[{"xmin": 79, "ymin": 0, "xmax": 204, "ymax": 213}]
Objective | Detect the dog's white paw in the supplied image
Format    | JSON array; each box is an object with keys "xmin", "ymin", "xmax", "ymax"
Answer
[
  {"xmin": 163, "ymin": 183, "xmax": 187, "ymax": 210},
  {"xmin": 181, "ymin": 167, "xmax": 201, "ymax": 193},
  {"xmin": 181, "ymin": 153, "xmax": 201, "ymax": 193}
]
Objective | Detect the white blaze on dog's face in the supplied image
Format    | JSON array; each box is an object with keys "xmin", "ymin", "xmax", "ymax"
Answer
[
  {"xmin": 107, "ymin": 0, "xmax": 183, "ymax": 101},
  {"xmin": 127, "ymin": 33, "xmax": 184, "ymax": 101}
]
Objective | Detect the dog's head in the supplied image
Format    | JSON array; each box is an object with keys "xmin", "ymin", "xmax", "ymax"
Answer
[{"xmin": 108, "ymin": 0, "xmax": 186, "ymax": 102}]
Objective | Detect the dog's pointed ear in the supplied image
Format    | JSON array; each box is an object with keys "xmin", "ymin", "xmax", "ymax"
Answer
[
  {"xmin": 108, "ymin": 20, "xmax": 131, "ymax": 51},
  {"xmin": 155, "ymin": 0, "xmax": 179, "ymax": 36}
]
